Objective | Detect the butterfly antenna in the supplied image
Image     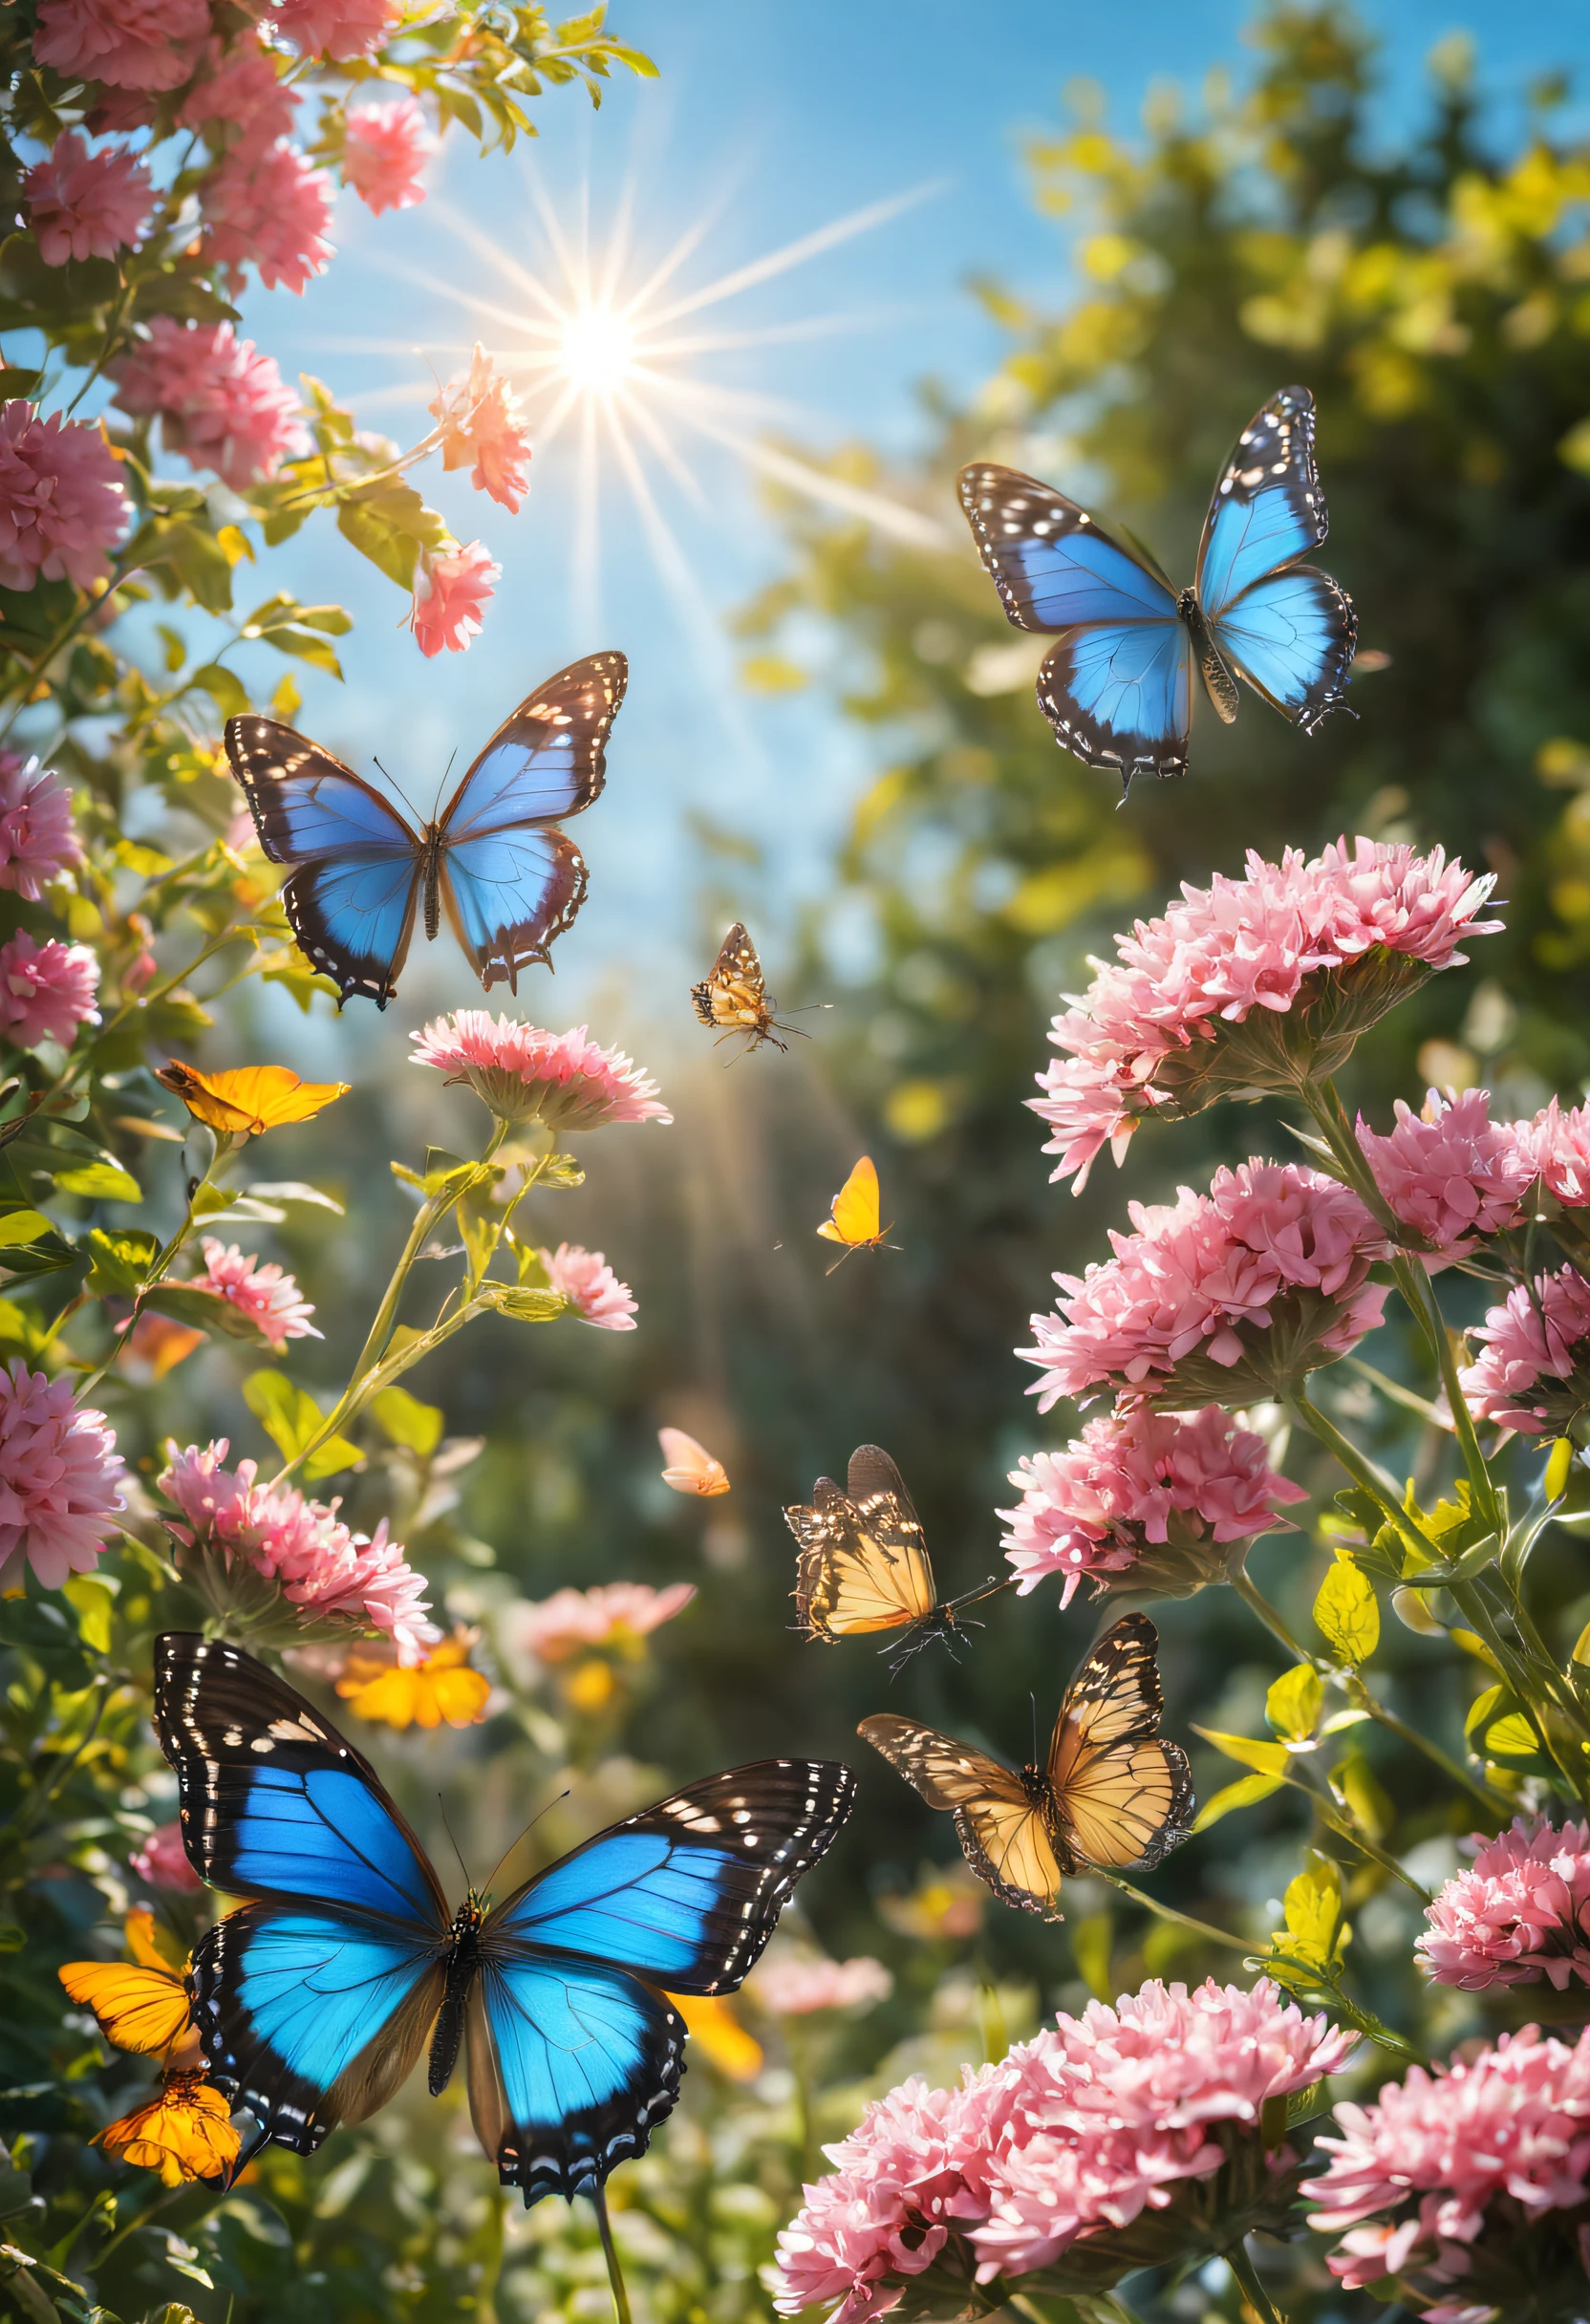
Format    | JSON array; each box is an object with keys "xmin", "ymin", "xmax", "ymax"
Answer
[
  {"xmin": 483, "ymin": 1786, "xmax": 572, "ymax": 1896},
  {"xmin": 432, "ymin": 747, "xmax": 459, "ymax": 822},
  {"xmin": 1030, "ymin": 1691, "xmax": 1039, "ymax": 1769},
  {"xmin": 439, "ymin": 1795, "xmax": 473, "ymax": 1893},
  {"xmin": 372, "ymin": 754, "xmax": 426, "ymax": 825}
]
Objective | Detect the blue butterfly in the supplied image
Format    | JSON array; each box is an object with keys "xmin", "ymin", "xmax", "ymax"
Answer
[
  {"xmin": 226, "ymin": 652, "xmax": 627, "ymax": 1008},
  {"xmin": 153, "ymin": 1634, "xmax": 854, "ymax": 2202},
  {"xmin": 957, "ymin": 386, "xmax": 1356, "ymax": 788}
]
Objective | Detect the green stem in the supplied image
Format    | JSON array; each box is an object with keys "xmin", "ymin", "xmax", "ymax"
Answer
[
  {"xmin": 6, "ymin": 1676, "xmax": 108, "ymax": 1855},
  {"xmin": 89, "ymin": 2179, "xmax": 214, "ymax": 2267},
  {"xmin": 1262, "ymin": 1951, "xmax": 1429, "ymax": 2064},
  {"xmin": 1096, "ymin": 1872, "xmax": 1251, "ymax": 1955},
  {"xmin": 1347, "ymin": 1680, "xmax": 1513, "ymax": 1816},
  {"xmin": 64, "ymin": 277, "xmax": 133, "ymax": 418},
  {"xmin": 1285, "ymin": 1388, "xmax": 1444, "ymax": 1562},
  {"xmin": 1225, "ymin": 2236, "xmax": 1286, "ymax": 2324},
  {"xmin": 590, "ymin": 2186, "xmax": 631, "ymax": 2324},
  {"xmin": 1231, "ymin": 1569, "xmax": 1311, "ymax": 1662}
]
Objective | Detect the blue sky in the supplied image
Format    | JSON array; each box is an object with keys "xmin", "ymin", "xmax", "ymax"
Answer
[{"xmin": 229, "ymin": 0, "xmax": 1589, "ymax": 1064}]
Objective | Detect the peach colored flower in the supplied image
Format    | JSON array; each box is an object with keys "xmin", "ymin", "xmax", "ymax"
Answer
[
  {"xmin": 25, "ymin": 133, "xmax": 152, "ymax": 265},
  {"xmin": 508, "ymin": 1580, "xmax": 696, "ymax": 1664},
  {"xmin": 430, "ymin": 344, "xmax": 533, "ymax": 513},
  {"xmin": 270, "ymin": 0, "xmax": 399, "ymax": 58},
  {"xmin": 410, "ymin": 539, "xmax": 499, "ymax": 656},
  {"xmin": 179, "ymin": 35, "xmax": 298, "ymax": 158}
]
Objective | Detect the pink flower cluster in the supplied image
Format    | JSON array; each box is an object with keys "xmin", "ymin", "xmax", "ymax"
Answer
[
  {"xmin": 1022, "ymin": 1161, "xmax": 1386, "ymax": 1411},
  {"xmin": 755, "ymin": 1955, "xmax": 893, "ymax": 2016},
  {"xmin": 773, "ymin": 1980, "xmax": 1354, "ymax": 2322},
  {"xmin": 1309, "ymin": 2026, "xmax": 1590, "ymax": 2304},
  {"xmin": 343, "ymin": 97, "xmax": 433, "ymax": 215},
  {"xmin": 431, "ymin": 346, "xmax": 534, "ymax": 513},
  {"xmin": 112, "ymin": 319, "xmax": 305, "ymax": 490},
  {"xmin": 0, "ymin": 931, "xmax": 99, "ymax": 1048},
  {"xmin": 180, "ymin": 35, "xmax": 298, "ymax": 155},
  {"xmin": 1031, "ymin": 840, "xmax": 1501, "ymax": 1191},
  {"xmin": 201, "ymin": 140, "xmax": 334, "ymax": 296},
  {"xmin": 271, "ymin": 0, "xmax": 400, "ymax": 59},
  {"xmin": 1457, "ymin": 1263, "xmax": 1590, "ymax": 1434},
  {"xmin": 1417, "ymin": 1818, "xmax": 1590, "ymax": 1991},
  {"xmin": 541, "ymin": 1243, "xmax": 638, "ymax": 1330},
  {"xmin": 999, "ymin": 1407, "xmax": 1306, "ymax": 1604},
  {"xmin": 194, "ymin": 1238, "xmax": 319, "ymax": 1350},
  {"xmin": 129, "ymin": 1818, "xmax": 201, "ymax": 1892},
  {"xmin": 160, "ymin": 1440, "xmax": 438, "ymax": 1662},
  {"xmin": 0, "ymin": 1365, "xmax": 125, "ymax": 1593},
  {"xmin": 1359, "ymin": 1087, "xmax": 1536, "ymax": 1263},
  {"xmin": 509, "ymin": 1580, "xmax": 697, "ymax": 1665},
  {"xmin": 1514, "ymin": 1095, "xmax": 1590, "ymax": 1206},
  {"xmin": 410, "ymin": 1014, "xmax": 671, "ymax": 1130},
  {"xmin": 410, "ymin": 540, "xmax": 499, "ymax": 656},
  {"xmin": 25, "ymin": 133, "xmax": 152, "ymax": 266},
  {"xmin": 34, "ymin": 0, "xmax": 208, "ymax": 91},
  {"xmin": 0, "ymin": 401, "xmax": 127, "ymax": 592},
  {"xmin": 0, "ymin": 758, "xmax": 83, "ymax": 898}
]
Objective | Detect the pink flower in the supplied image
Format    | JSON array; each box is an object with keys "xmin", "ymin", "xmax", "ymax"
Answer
[
  {"xmin": 410, "ymin": 1014, "xmax": 670, "ymax": 1129},
  {"xmin": 430, "ymin": 345, "xmax": 533, "ymax": 513},
  {"xmin": 999, "ymin": 1406, "xmax": 1307, "ymax": 1605},
  {"xmin": 0, "ymin": 401, "xmax": 128, "ymax": 592},
  {"xmin": 1032, "ymin": 840, "xmax": 1502, "ymax": 1192},
  {"xmin": 1359, "ymin": 1087, "xmax": 1534, "ymax": 1263},
  {"xmin": 1458, "ymin": 1264, "xmax": 1590, "ymax": 1434},
  {"xmin": 0, "ymin": 1366, "xmax": 124, "ymax": 1592},
  {"xmin": 1021, "ymin": 1160, "xmax": 1387, "ymax": 1411},
  {"xmin": 1309, "ymin": 2026, "xmax": 1590, "ymax": 2311},
  {"xmin": 179, "ymin": 35, "xmax": 297, "ymax": 159},
  {"xmin": 111, "ymin": 318, "xmax": 305, "ymax": 489},
  {"xmin": 507, "ymin": 1580, "xmax": 696, "ymax": 1665},
  {"xmin": 159, "ymin": 1440, "xmax": 438, "ymax": 1663},
  {"xmin": 0, "ymin": 932, "xmax": 100, "ymax": 1049},
  {"xmin": 33, "ymin": 0, "xmax": 208, "ymax": 91},
  {"xmin": 343, "ymin": 97, "xmax": 433, "ymax": 215},
  {"xmin": 194, "ymin": 1237, "xmax": 319, "ymax": 1350},
  {"xmin": 754, "ymin": 1955, "xmax": 893, "ymax": 2016},
  {"xmin": 129, "ymin": 1819, "xmax": 201, "ymax": 1892},
  {"xmin": 540, "ymin": 1242, "xmax": 637, "ymax": 1330},
  {"xmin": 1418, "ymin": 1819, "xmax": 1590, "ymax": 1991},
  {"xmin": 24, "ymin": 134, "xmax": 153, "ymax": 265},
  {"xmin": 1507, "ymin": 1096, "xmax": 1590, "ymax": 1208},
  {"xmin": 201, "ymin": 141, "xmax": 334, "ymax": 295},
  {"xmin": 410, "ymin": 540, "xmax": 499, "ymax": 656},
  {"xmin": 771, "ymin": 1979, "xmax": 1355, "ymax": 2317},
  {"xmin": 269, "ymin": 0, "xmax": 400, "ymax": 58},
  {"xmin": 0, "ymin": 758, "xmax": 83, "ymax": 897}
]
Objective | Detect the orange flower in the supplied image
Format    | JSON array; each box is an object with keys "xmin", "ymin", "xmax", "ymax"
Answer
[
  {"xmin": 155, "ymin": 1061, "xmax": 350, "ymax": 1138},
  {"xmin": 335, "ymin": 1626, "xmax": 490, "ymax": 1730},
  {"xmin": 97, "ymin": 2073, "xmax": 239, "ymax": 2186},
  {"xmin": 665, "ymin": 1992, "xmax": 763, "ymax": 2083},
  {"xmin": 59, "ymin": 1909, "xmax": 198, "ymax": 2064},
  {"xmin": 121, "ymin": 1311, "xmax": 205, "ymax": 1380}
]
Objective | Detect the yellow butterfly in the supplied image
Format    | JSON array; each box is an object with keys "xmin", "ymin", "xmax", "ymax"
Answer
[
  {"xmin": 155, "ymin": 1062, "xmax": 350, "ymax": 1139},
  {"xmin": 858, "ymin": 1613, "xmax": 1192, "ymax": 1922},
  {"xmin": 816, "ymin": 1155, "xmax": 896, "ymax": 1273},
  {"xmin": 658, "ymin": 1427, "xmax": 731, "ymax": 1497},
  {"xmin": 691, "ymin": 923, "xmax": 796, "ymax": 1055},
  {"xmin": 59, "ymin": 1908, "xmax": 196, "ymax": 2059},
  {"xmin": 784, "ymin": 1445, "xmax": 1005, "ymax": 1670}
]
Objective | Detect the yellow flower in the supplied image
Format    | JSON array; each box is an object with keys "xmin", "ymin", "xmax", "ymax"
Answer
[
  {"xmin": 562, "ymin": 1657, "xmax": 616, "ymax": 1714},
  {"xmin": 97, "ymin": 2073, "xmax": 240, "ymax": 2186},
  {"xmin": 666, "ymin": 1992, "xmax": 763, "ymax": 2083},
  {"xmin": 335, "ymin": 1626, "xmax": 490, "ymax": 1731},
  {"xmin": 155, "ymin": 1061, "xmax": 350, "ymax": 1138}
]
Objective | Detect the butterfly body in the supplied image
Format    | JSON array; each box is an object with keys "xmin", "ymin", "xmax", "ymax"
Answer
[
  {"xmin": 859, "ymin": 1613, "xmax": 1192, "ymax": 1920},
  {"xmin": 957, "ymin": 386, "xmax": 1355, "ymax": 787},
  {"xmin": 227, "ymin": 652, "xmax": 627, "ymax": 1006},
  {"xmin": 691, "ymin": 923, "xmax": 793, "ymax": 1053},
  {"xmin": 154, "ymin": 1635, "xmax": 853, "ymax": 2201}
]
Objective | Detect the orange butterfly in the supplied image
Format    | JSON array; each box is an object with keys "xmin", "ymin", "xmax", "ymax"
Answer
[
  {"xmin": 155, "ymin": 1062, "xmax": 350, "ymax": 1139},
  {"xmin": 658, "ymin": 1428, "xmax": 731, "ymax": 1496},
  {"xmin": 59, "ymin": 1908, "xmax": 197, "ymax": 2061},
  {"xmin": 816, "ymin": 1156, "xmax": 896, "ymax": 1273}
]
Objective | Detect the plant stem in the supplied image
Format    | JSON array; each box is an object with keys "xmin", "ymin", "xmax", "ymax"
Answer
[
  {"xmin": 1348, "ymin": 1680, "xmax": 1513, "ymax": 1815},
  {"xmin": 590, "ymin": 2185, "xmax": 632, "ymax": 2324},
  {"xmin": 1225, "ymin": 2236, "xmax": 1286, "ymax": 2324},
  {"xmin": 1096, "ymin": 1872, "xmax": 1250, "ymax": 1954},
  {"xmin": 1232, "ymin": 1569, "xmax": 1310, "ymax": 1662},
  {"xmin": 1285, "ymin": 1389, "xmax": 1443, "ymax": 1562}
]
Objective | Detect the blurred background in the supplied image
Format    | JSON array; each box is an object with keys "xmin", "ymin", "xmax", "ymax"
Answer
[{"xmin": 114, "ymin": 0, "xmax": 1590, "ymax": 2310}]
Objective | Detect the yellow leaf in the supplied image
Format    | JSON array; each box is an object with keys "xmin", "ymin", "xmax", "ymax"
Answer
[
  {"xmin": 1192, "ymin": 1726, "xmax": 1290, "ymax": 1777},
  {"xmin": 1265, "ymin": 1664, "xmax": 1323, "ymax": 1743},
  {"xmin": 1313, "ymin": 1559, "xmax": 1380, "ymax": 1666},
  {"xmin": 1192, "ymin": 1773, "xmax": 1284, "ymax": 1831},
  {"xmin": 1275, "ymin": 1853, "xmax": 1345, "ymax": 1970}
]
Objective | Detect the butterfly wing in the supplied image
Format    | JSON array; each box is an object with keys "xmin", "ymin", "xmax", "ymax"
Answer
[
  {"xmin": 958, "ymin": 463, "xmax": 1192, "ymax": 785},
  {"xmin": 58, "ymin": 1960, "xmax": 191, "ymax": 2056},
  {"xmin": 153, "ymin": 1635, "xmax": 450, "ymax": 2154},
  {"xmin": 858, "ymin": 1716, "xmax": 1064, "ymax": 1922},
  {"xmin": 436, "ymin": 651, "xmax": 627, "ymax": 990},
  {"xmin": 1047, "ymin": 1613, "xmax": 1193, "ymax": 1872},
  {"xmin": 226, "ymin": 717, "xmax": 422, "ymax": 1008},
  {"xmin": 691, "ymin": 922, "xmax": 774, "ymax": 1037},
  {"xmin": 1194, "ymin": 386, "xmax": 1355, "ymax": 729},
  {"xmin": 785, "ymin": 1446, "xmax": 936, "ymax": 1640},
  {"xmin": 818, "ymin": 1156, "xmax": 881, "ymax": 1247},
  {"xmin": 472, "ymin": 1759, "xmax": 854, "ymax": 2203}
]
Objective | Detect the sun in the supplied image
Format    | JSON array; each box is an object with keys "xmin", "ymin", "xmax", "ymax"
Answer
[{"xmin": 558, "ymin": 306, "xmax": 636, "ymax": 395}]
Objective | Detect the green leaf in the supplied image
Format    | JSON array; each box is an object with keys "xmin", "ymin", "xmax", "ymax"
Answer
[
  {"xmin": 538, "ymin": 1151, "xmax": 586, "ymax": 1190},
  {"xmin": 1263, "ymin": 1664, "xmax": 1322, "ymax": 1743},
  {"xmin": 482, "ymin": 1283, "xmax": 568, "ymax": 1322},
  {"xmin": 1191, "ymin": 1726, "xmax": 1290, "ymax": 1777},
  {"xmin": 242, "ymin": 1371, "xmax": 362, "ymax": 1480},
  {"xmin": 143, "ymin": 1281, "xmax": 281, "ymax": 1350},
  {"xmin": 1465, "ymin": 1683, "xmax": 1546, "ymax": 1765},
  {"xmin": 246, "ymin": 1180, "xmax": 345, "ymax": 1215},
  {"xmin": 63, "ymin": 1573, "xmax": 115, "ymax": 1653},
  {"xmin": 85, "ymin": 1225, "xmax": 161, "ymax": 1294},
  {"xmin": 263, "ymin": 626, "xmax": 344, "ymax": 678},
  {"xmin": 0, "ymin": 1209, "xmax": 59, "ymax": 1248},
  {"xmin": 190, "ymin": 661, "xmax": 250, "ymax": 720},
  {"xmin": 1272, "ymin": 1852, "xmax": 1345, "ymax": 1971},
  {"xmin": 336, "ymin": 483, "xmax": 448, "ymax": 592},
  {"xmin": 1191, "ymin": 1772, "xmax": 1283, "ymax": 1831},
  {"xmin": 1313, "ymin": 1558, "xmax": 1380, "ymax": 1666},
  {"xmin": 54, "ymin": 1161, "xmax": 141, "ymax": 1203},
  {"xmin": 370, "ymin": 1385, "xmax": 444, "ymax": 1457},
  {"xmin": 1333, "ymin": 1750, "xmax": 1394, "ymax": 1842}
]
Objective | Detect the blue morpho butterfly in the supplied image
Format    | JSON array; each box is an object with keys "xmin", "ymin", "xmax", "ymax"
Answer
[
  {"xmin": 153, "ymin": 1634, "xmax": 854, "ymax": 2202},
  {"xmin": 224, "ymin": 651, "xmax": 627, "ymax": 1008},
  {"xmin": 957, "ymin": 386, "xmax": 1357, "ymax": 789}
]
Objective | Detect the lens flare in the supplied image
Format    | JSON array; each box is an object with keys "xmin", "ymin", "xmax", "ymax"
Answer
[{"xmin": 558, "ymin": 307, "xmax": 636, "ymax": 394}]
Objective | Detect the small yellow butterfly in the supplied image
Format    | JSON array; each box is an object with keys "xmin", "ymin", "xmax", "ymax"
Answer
[
  {"xmin": 816, "ymin": 1156, "xmax": 896, "ymax": 1274},
  {"xmin": 156, "ymin": 1062, "xmax": 350, "ymax": 1139}
]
